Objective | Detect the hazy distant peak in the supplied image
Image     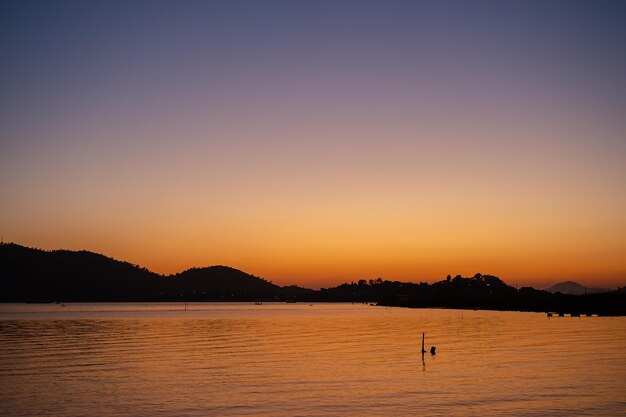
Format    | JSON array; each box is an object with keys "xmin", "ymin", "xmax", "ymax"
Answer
[{"xmin": 545, "ymin": 281, "xmax": 611, "ymax": 295}]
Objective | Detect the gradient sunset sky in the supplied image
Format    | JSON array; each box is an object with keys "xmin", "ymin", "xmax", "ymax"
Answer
[{"xmin": 1, "ymin": 1, "xmax": 625, "ymax": 289}]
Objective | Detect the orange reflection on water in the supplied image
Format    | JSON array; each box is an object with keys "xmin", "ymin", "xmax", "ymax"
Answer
[{"xmin": 1, "ymin": 303, "xmax": 625, "ymax": 416}]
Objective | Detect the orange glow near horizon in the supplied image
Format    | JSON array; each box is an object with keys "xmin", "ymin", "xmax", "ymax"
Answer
[
  {"xmin": 2, "ymin": 2, "xmax": 625, "ymax": 291},
  {"xmin": 3, "ymin": 122, "xmax": 625, "ymax": 289},
  {"xmin": 6, "ymin": 172, "xmax": 625, "ymax": 290}
]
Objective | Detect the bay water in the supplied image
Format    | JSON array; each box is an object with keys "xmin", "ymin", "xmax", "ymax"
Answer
[{"xmin": 1, "ymin": 303, "xmax": 624, "ymax": 416}]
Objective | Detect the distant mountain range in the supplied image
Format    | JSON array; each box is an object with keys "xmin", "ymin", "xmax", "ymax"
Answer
[
  {"xmin": 1, "ymin": 243, "xmax": 624, "ymax": 315},
  {"xmin": 545, "ymin": 281, "xmax": 612, "ymax": 295}
]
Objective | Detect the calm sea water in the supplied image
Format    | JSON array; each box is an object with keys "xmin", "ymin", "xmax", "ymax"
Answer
[{"xmin": 1, "ymin": 303, "xmax": 625, "ymax": 416}]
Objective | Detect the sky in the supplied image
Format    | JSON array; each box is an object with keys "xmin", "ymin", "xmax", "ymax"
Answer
[{"xmin": 1, "ymin": 0, "xmax": 625, "ymax": 289}]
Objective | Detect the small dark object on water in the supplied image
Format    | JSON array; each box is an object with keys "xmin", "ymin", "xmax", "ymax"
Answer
[
  {"xmin": 430, "ymin": 346, "xmax": 436, "ymax": 355},
  {"xmin": 421, "ymin": 332, "xmax": 427, "ymax": 354}
]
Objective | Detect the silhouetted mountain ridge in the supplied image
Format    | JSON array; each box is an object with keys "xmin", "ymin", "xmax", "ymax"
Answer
[
  {"xmin": 0, "ymin": 243, "xmax": 310, "ymax": 301},
  {"xmin": 1, "ymin": 243, "xmax": 624, "ymax": 315}
]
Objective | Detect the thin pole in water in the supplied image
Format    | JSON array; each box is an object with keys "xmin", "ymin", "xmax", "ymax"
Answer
[{"xmin": 421, "ymin": 332, "xmax": 426, "ymax": 354}]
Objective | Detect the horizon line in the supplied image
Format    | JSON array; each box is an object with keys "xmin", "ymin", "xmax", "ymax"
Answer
[{"xmin": 2, "ymin": 241, "xmax": 622, "ymax": 291}]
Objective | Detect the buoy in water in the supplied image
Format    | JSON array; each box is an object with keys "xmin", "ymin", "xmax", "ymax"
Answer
[{"xmin": 430, "ymin": 346, "xmax": 436, "ymax": 355}]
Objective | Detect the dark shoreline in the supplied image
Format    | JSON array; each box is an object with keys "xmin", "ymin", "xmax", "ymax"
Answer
[
  {"xmin": 374, "ymin": 303, "xmax": 626, "ymax": 317},
  {"xmin": 371, "ymin": 287, "xmax": 626, "ymax": 317},
  {"xmin": 9, "ymin": 298, "xmax": 626, "ymax": 317}
]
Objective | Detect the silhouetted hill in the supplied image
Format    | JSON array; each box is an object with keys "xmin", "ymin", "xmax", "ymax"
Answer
[
  {"xmin": 0, "ymin": 243, "xmax": 311, "ymax": 301},
  {"xmin": 164, "ymin": 266, "xmax": 281, "ymax": 300},
  {"xmin": 296, "ymin": 273, "xmax": 626, "ymax": 316},
  {"xmin": 306, "ymin": 273, "xmax": 518, "ymax": 308},
  {"xmin": 0, "ymin": 243, "xmax": 160, "ymax": 301},
  {"xmin": 1, "ymin": 243, "xmax": 624, "ymax": 314},
  {"xmin": 545, "ymin": 280, "xmax": 611, "ymax": 295},
  {"xmin": 171, "ymin": 265, "xmax": 278, "ymax": 292}
]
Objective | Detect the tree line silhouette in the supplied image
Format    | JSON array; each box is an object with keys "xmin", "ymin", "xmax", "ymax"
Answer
[{"xmin": 310, "ymin": 273, "xmax": 625, "ymax": 316}]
